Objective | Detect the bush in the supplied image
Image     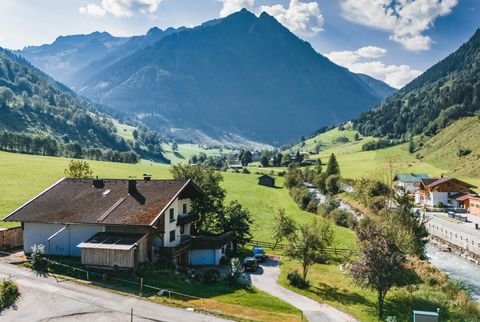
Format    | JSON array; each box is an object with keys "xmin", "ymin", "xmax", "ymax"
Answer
[
  {"xmin": 203, "ymin": 268, "xmax": 221, "ymax": 284},
  {"xmin": 457, "ymin": 147, "xmax": 472, "ymax": 157},
  {"xmin": 0, "ymin": 278, "xmax": 19, "ymax": 311},
  {"xmin": 434, "ymin": 201, "xmax": 445, "ymax": 208},
  {"xmin": 30, "ymin": 244, "xmax": 47, "ymax": 272},
  {"xmin": 287, "ymin": 270, "xmax": 309, "ymax": 289},
  {"xmin": 329, "ymin": 209, "xmax": 357, "ymax": 229},
  {"xmin": 242, "ymin": 168, "xmax": 250, "ymax": 174}
]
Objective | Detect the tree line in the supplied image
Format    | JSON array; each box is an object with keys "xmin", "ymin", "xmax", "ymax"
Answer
[{"xmin": 0, "ymin": 130, "xmax": 139, "ymax": 163}]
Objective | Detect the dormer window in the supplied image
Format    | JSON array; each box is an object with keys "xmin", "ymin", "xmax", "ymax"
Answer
[
  {"xmin": 183, "ymin": 204, "xmax": 187, "ymax": 214},
  {"xmin": 169, "ymin": 208, "xmax": 175, "ymax": 222}
]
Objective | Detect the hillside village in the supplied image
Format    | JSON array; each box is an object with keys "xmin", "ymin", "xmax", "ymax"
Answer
[{"xmin": 1, "ymin": 3, "xmax": 480, "ymax": 322}]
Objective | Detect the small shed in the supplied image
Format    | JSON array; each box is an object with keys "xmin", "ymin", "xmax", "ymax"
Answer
[
  {"xmin": 77, "ymin": 232, "xmax": 148, "ymax": 269},
  {"xmin": 413, "ymin": 310, "xmax": 439, "ymax": 322},
  {"xmin": 258, "ymin": 174, "xmax": 275, "ymax": 187}
]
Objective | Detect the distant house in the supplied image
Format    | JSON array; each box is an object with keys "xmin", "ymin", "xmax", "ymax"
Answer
[
  {"xmin": 415, "ymin": 177, "xmax": 477, "ymax": 208},
  {"xmin": 393, "ymin": 173, "xmax": 429, "ymax": 194},
  {"xmin": 4, "ymin": 178, "xmax": 233, "ymax": 269},
  {"xmin": 258, "ymin": 174, "xmax": 275, "ymax": 187},
  {"xmin": 467, "ymin": 196, "xmax": 480, "ymax": 216}
]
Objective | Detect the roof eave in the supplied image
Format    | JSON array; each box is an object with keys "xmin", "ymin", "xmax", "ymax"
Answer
[{"xmin": 3, "ymin": 177, "xmax": 66, "ymax": 222}]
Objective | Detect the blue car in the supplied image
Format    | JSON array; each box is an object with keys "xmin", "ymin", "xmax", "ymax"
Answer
[{"xmin": 252, "ymin": 246, "xmax": 266, "ymax": 261}]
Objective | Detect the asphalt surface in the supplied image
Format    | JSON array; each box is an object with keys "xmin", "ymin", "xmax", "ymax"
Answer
[
  {"xmin": 248, "ymin": 258, "xmax": 358, "ymax": 322},
  {"xmin": 0, "ymin": 258, "xmax": 229, "ymax": 322}
]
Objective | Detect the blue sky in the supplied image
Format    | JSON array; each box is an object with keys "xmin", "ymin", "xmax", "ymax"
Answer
[{"xmin": 0, "ymin": 0, "xmax": 478, "ymax": 88}]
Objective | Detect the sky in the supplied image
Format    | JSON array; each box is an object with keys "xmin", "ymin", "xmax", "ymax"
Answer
[{"xmin": 0, "ymin": 0, "xmax": 478, "ymax": 88}]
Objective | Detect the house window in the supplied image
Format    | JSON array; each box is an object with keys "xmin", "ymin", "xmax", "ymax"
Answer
[
  {"xmin": 169, "ymin": 230, "xmax": 176, "ymax": 242},
  {"xmin": 169, "ymin": 208, "xmax": 175, "ymax": 222},
  {"xmin": 180, "ymin": 225, "xmax": 185, "ymax": 234},
  {"xmin": 183, "ymin": 204, "xmax": 187, "ymax": 214}
]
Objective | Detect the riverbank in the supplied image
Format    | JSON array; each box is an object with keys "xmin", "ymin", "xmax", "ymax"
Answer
[{"xmin": 426, "ymin": 243, "xmax": 480, "ymax": 301}]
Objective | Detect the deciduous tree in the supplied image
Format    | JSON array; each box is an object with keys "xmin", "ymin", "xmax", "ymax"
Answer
[{"xmin": 64, "ymin": 160, "xmax": 93, "ymax": 178}]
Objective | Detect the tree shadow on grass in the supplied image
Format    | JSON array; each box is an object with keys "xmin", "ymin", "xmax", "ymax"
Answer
[
  {"xmin": 385, "ymin": 293, "xmax": 450, "ymax": 322},
  {"xmin": 310, "ymin": 281, "xmax": 375, "ymax": 310},
  {"xmin": 174, "ymin": 152, "xmax": 184, "ymax": 159}
]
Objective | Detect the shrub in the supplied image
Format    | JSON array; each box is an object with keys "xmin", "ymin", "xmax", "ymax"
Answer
[
  {"xmin": 203, "ymin": 268, "xmax": 221, "ymax": 284},
  {"xmin": 30, "ymin": 244, "xmax": 47, "ymax": 272},
  {"xmin": 287, "ymin": 270, "xmax": 309, "ymax": 289},
  {"xmin": 434, "ymin": 201, "xmax": 445, "ymax": 208},
  {"xmin": 329, "ymin": 209, "xmax": 357, "ymax": 229},
  {"xmin": 334, "ymin": 136, "xmax": 349, "ymax": 143},
  {"xmin": 457, "ymin": 147, "xmax": 472, "ymax": 157},
  {"xmin": 0, "ymin": 278, "xmax": 19, "ymax": 311}
]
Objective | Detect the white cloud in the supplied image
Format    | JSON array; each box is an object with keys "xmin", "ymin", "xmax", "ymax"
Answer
[
  {"xmin": 340, "ymin": 0, "xmax": 459, "ymax": 51},
  {"xmin": 355, "ymin": 45, "xmax": 387, "ymax": 58},
  {"xmin": 79, "ymin": 0, "xmax": 162, "ymax": 18},
  {"xmin": 218, "ymin": 0, "xmax": 323, "ymax": 37},
  {"xmin": 79, "ymin": 4, "xmax": 106, "ymax": 17},
  {"xmin": 325, "ymin": 46, "xmax": 422, "ymax": 89},
  {"xmin": 218, "ymin": 0, "xmax": 254, "ymax": 17},
  {"xmin": 259, "ymin": 0, "xmax": 324, "ymax": 36}
]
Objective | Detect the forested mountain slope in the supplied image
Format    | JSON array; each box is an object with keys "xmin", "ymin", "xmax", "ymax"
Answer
[
  {"xmin": 0, "ymin": 48, "xmax": 145, "ymax": 162},
  {"xmin": 355, "ymin": 28, "xmax": 480, "ymax": 138}
]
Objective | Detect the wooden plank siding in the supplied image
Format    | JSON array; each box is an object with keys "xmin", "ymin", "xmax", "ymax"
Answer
[
  {"xmin": 0, "ymin": 227, "xmax": 23, "ymax": 249},
  {"xmin": 81, "ymin": 235, "xmax": 148, "ymax": 269}
]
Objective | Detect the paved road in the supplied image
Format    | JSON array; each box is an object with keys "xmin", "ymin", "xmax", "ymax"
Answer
[
  {"xmin": 248, "ymin": 258, "xmax": 357, "ymax": 322},
  {"xmin": 0, "ymin": 259, "xmax": 229, "ymax": 322}
]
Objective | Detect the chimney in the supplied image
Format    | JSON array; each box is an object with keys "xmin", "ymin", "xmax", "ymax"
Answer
[
  {"xmin": 143, "ymin": 174, "xmax": 152, "ymax": 181},
  {"xmin": 128, "ymin": 180, "xmax": 137, "ymax": 194},
  {"xmin": 93, "ymin": 177, "xmax": 104, "ymax": 188}
]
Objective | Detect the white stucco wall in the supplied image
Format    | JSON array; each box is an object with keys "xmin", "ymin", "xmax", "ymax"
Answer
[
  {"xmin": 428, "ymin": 192, "xmax": 449, "ymax": 207},
  {"xmin": 163, "ymin": 197, "xmax": 192, "ymax": 247},
  {"xmin": 24, "ymin": 223, "xmax": 104, "ymax": 256}
]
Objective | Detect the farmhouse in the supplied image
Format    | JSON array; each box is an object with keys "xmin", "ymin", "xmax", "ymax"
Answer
[
  {"xmin": 415, "ymin": 177, "xmax": 477, "ymax": 208},
  {"xmin": 4, "ymin": 177, "xmax": 233, "ymax": 269},
  {"xmin": 258, "ymin": 174, "xmax": 275, "ymax": 187},
  {"xmin": 393, "ymin": 173, "xmax": 429, "ymax": 194}
]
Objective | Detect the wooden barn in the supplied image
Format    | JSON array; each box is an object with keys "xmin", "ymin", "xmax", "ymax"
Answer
[{"xmin": 258, "ymin": 174, "xmax": 275, "ymax": 187}]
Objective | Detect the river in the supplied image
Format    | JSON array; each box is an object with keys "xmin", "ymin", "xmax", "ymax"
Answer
[{"xmin": 426, "ymin": 243, "xmax": 480, "ymax": 301}]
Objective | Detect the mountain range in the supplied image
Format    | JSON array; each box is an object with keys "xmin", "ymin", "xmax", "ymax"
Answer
[
  {"xmin": 355, "ymin": 28, "xmax": 480, "ymax": 139},
  {"xmin": 18, "ymin": 9, "xmax": 394, "ymax": 146}
]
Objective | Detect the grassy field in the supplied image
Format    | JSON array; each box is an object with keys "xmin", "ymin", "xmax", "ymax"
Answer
[{"xmin": 288, "ymin": 126, "xmax": 480, "ymax": 188}]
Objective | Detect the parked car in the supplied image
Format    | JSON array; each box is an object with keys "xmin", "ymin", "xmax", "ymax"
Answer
[
  {"xmin": 243, "ymin": 257, "xmax": 258, "ymax": 272},
  {"xmin": 252, "ymin": 246, "xmax": 266, "ymax": 261}
]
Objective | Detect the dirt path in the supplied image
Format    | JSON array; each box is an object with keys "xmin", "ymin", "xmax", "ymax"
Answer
[{"xmin": 248, "ymin": 258, "xmax": 358, "ymax": 322}]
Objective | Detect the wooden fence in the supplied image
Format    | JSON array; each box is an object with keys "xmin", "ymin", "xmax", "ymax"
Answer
[
  {"xmin": 0, "ymin": 227, "xmax": 23, "ymax": 249},
  {"xmin": 247, "ymin": 239, "xmax": 351, "ymax": 255}
]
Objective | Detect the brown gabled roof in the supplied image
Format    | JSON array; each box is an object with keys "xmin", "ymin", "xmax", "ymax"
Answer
[
  {"xmin": 423, "ymin": 177, "xmax": 477, "ymax": 189},
  {"xmin": 4, "ymin": 178, "xmax": 202, "ymax": 226}
]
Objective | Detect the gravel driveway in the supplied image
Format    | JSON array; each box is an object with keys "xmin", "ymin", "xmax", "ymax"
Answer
[{"xmin": 248, "ymin": 258, "xmax": 358, "ymax": 322}]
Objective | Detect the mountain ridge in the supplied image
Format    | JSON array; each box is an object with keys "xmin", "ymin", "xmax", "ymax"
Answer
[{"xmin": 76, "ymin": 9, "xmax": 390, "ymax": 145}]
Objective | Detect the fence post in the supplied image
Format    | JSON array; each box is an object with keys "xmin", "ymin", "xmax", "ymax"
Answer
[
  {"xmin": 86, "ymin": 271, "xmax": 89, "ymax": 281},
  {"xmin": 139, "ymin": 278, "xmax": 144, "ymax": 296}
]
